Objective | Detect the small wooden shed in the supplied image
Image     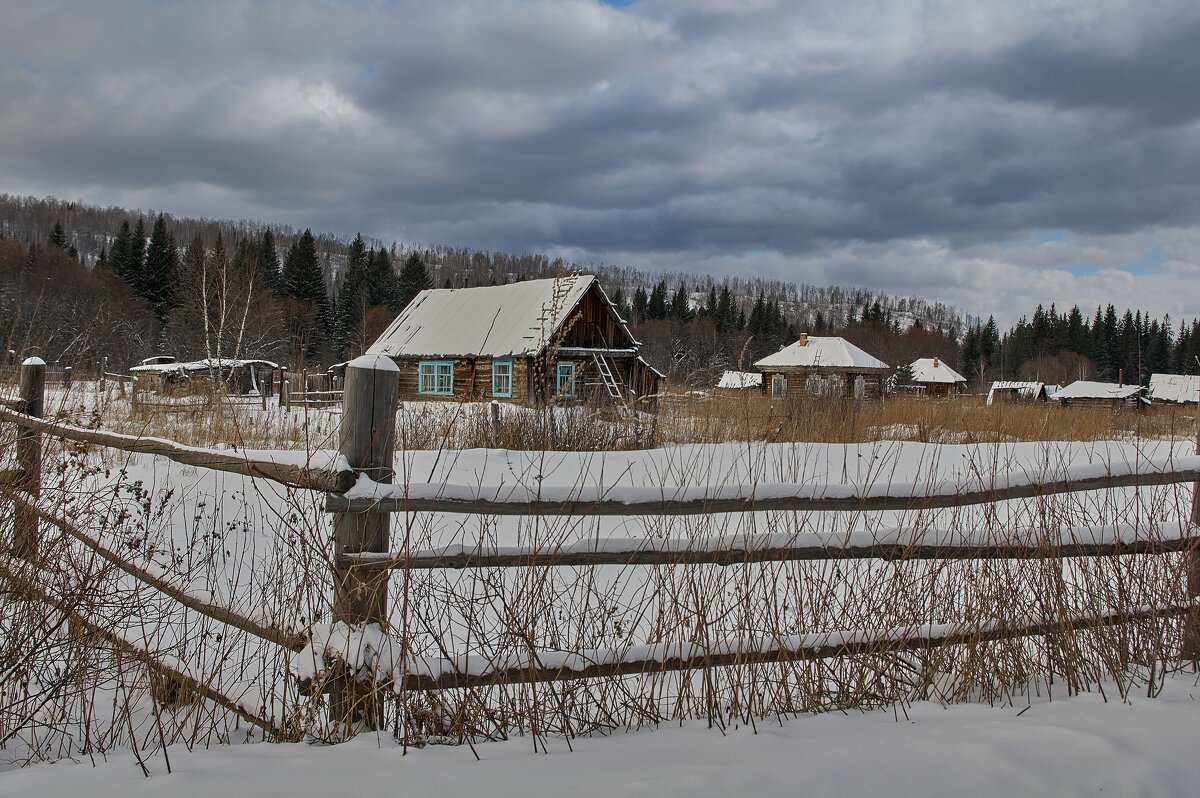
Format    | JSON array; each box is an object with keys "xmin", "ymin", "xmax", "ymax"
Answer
[
  {"xmin": 1147, "ymin": 373, "xmax": 1199, "ymax": 405},
  {"xmin": 365, "ymin": 275, "xmax": 663, "ymax": 410},
  {"xmin": 909, "ymin": 357, "xmax": 967, "ymax": 398},
  {"xmin": 753, "ymin": 334, "xmax": 889, "ymax": 399},
  {"xmin": 986, "ymin": 381, "xmax": 1051, "ymax": 405},
  {"xmin": 1053, "ymin": 380, "xmax": 1148, "ymax": 409}
]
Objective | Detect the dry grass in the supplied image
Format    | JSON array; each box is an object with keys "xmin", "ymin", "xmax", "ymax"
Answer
[{"xmin": 0, "ymin": 378, "xmax": 1195, "ymax": 763}]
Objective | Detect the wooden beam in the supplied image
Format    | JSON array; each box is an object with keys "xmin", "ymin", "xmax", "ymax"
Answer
[
  {"xmin": 396, "ymin": 603, "xmax": 1197, "ymax": 693},
  {"xmin": 326, "ymin": 467, "xmax": 1200, "ymax": 517},
  {"xmin": 0, "ymin": 406, "xmax": 354, "ymax": 492},
  {"xmin": 337, "ymin": 535, "xmax": 1196, "ymax": 572}
]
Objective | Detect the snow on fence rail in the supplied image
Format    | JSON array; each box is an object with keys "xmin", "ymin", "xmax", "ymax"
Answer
[{"xmin": 3, "ymin": 355, "xmax": 1199, "ymax": 743}]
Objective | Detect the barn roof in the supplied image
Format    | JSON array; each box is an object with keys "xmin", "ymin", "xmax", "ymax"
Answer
[
  {"xmin": 366, "ymin": 275, "xmax": 634, "ymax": 359},
  {"xmin": 717, "ymin": 370, "xmax": 763, "ymax": 389},
  {"xmin": 754, "ymin": 336, "xmax": 889, "ymax": 371},
  {"xmin": 910, "ymin": 357, "xmax": 966, "ymax": 384},
  {"xmin": 1148, "ymin": 373, "xmax": 1199, "ymax": 404},
  {"xmin": 1054, "ymin": 381, "xmax": 1145, "ymax": 401}
]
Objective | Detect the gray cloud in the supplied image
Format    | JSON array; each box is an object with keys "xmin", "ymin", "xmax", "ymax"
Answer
[{"xmin": 1, "ymin": 0, "xmax": 1198, "ymax": 324}]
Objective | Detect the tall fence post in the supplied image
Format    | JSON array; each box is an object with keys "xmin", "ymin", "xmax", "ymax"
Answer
[
  {"xmin": 1183, "ymin": 378, "xmax": 1200, "ymax": 662},
  {"xmin": 14, "ymin": 357, "xmax": 45, "ymax": 561},
  {"xmin": 331, "ymin": 354, "xmax": 399, "ymax": 734}
]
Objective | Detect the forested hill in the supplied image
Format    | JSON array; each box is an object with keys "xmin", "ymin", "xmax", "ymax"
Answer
[{"xmin": 3, "ymin": 193, "xmax": 1196, "ymax": 387}]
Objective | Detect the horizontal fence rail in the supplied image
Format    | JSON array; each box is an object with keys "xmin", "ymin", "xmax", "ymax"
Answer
[
  {"xmin": 301, "ymin": 602, "xmax": 1199, "ymax": 694},
  {"xmin": 336, "ymin": 528, "xmax": 1197, "ymax": 571},
  {"xmin": 0, "ymin": 406, "xmax": 354, "ymax": 493},
  {"xmin": 326, "ymin": 461, "xmax": 1200, "ymax": 516}
]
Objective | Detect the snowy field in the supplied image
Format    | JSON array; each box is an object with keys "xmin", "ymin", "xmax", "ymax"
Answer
[
  {"xmin": 6, "ymin": 670, "xmax": 1198, "ymax": 797},
  {"xmin": 1, "ymin": 383, "xmax": 1198, "ymax": 793}
]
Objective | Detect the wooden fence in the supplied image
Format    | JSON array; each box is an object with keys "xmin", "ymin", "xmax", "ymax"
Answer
[
  {"xmin": 2, "ymin": 354, "xmax": 1198, "ymax": 741},
  {"xmin": 279, "ymin": 368, "xmax": 344, "ymax": 409}
]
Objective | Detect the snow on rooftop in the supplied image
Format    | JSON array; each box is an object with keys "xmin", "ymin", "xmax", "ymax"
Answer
[
  {"xmin": 1148, "ymin": 373, "xmax": 1199, "ymax": 404},
  {"xmin": 717, "ymin": 371, "xmax": 762, "ymax": 389},
  {"xmin": 754, "ymin": 336, "xmax": 888, "ymax": 371},
  {"xmin": 1054, "ymin": 381, "xmax": 1145, "ymax": 401},
  {"xmin": 129, "ymin": 357, "xmax": 279, "ymax": 374},
  {"xmin": 366, "ymin": 275, "xmax": 621, "ymax": 359},
  {"xmin": 910, "ymin": 357, "xmax": 966, "ymax": 384}
]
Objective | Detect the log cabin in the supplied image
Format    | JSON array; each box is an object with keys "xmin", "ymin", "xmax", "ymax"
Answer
[
  {"xmin": 753, "ymin": 334, "xmax": 889, "ymax": 399},
  {"xmin": 365, "ymin": 275, "xmax": 663, "ymax": 410}
]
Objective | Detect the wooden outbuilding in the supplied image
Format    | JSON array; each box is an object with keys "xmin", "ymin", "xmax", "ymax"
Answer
[
  {"xmin": 908, "ymin": 357, "xmax": 967, "ymax": 398},
  {"xmin": 365, "ymin": 275, "xmax": 663, "ymax": 410},
  {"xmin": 129, "ymin": 357, "xmax": 278, "ymax": 396},
  {"xmin": 1053, "ymin": 380, "xmax": 1148, "ymax": 409},
  {"xmin": 1147, "ymin": 373, "xmax": 1199, "ymax": 405},
  {"xmin": 753, "ymin": 334, "xmax": 889, "ymax": 399},
  {"xmin": 986, "ymin": 381, "xmax": 1052, "ymax": 405}
]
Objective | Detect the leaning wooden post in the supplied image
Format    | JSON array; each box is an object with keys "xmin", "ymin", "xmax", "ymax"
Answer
[
  {"xmin": 14, "ymin": 357, "xmax": 45, "ymax": 562},
  {"xmin": 331, "ymin": 354, "xmax": 399, "ymax": 733},
  {"xmin": 1183, "ymin": 376, "xmax": 1200, "ymax": 663}
]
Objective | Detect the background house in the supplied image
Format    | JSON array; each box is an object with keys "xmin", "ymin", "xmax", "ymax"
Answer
[
  {"xmin": 365, "ymin": 275, "xmax": 662, "ymax": 409},
  {"xmin": 716, "ymin": 371, "xmax": 762, "ymax": 390},
  {"xmin": 1147, "ymin": 373, "xmax": 1199, "ymax": 405},
  {"xmin": 753, "ymin": 334, "xmax": 889, "ymax": 399},
  {"xmin": 1053, "ymin": 380, "xmax": 1147, "ymax": 409},
  {"xmin": 986, "ymin": 380, "xmax": 1051, "ymax": 405},
  {"xmin": 909, "ymin": 357, "xmax": 967, "ymax": 398}
]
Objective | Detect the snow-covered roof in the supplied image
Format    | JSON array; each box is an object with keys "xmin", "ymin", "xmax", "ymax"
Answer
[
  {"xmin": 910, "ymin": 357, "xmax": 966, "ymax": 384},
  {"xmin": 717, "ymin": 371, "xmax": 763, "ymax": 389},
  {"xmin": 366, "ymin": 275, "xmax": 633, "ymax": 359},
  {"xmin": 754, "ymin": 336, "xmax": 889, "ymax": 371},
  {"xmin": 130, "ymin": 357, "xmax": 278, "ymax": 374},
  {"xmin": 1148, "ymin": 373, "xmax": 1199, "ymax": 404},
  {"xmin": 986, "ymin": 381, "xmax": 1048, "ymax": 405},
  {"xmin": 1053, "ymin": 381, "xmax": 1145, "ymax": 401}
]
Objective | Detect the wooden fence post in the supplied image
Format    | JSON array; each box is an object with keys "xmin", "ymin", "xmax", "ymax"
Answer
[
  {"xmin": 331, "ymin": 354, "xmax": 399, "ymax": 734},
  {"xmin": 490, "ymin": 399, "xmax": 501, "ymax": 444},
  {"xmin": 1183, "ymin": 378, "xmax": 1200, "ymax": 662},
  {"xmin": 14, "ymin": 357, "xmax": 45, "ymax": 561}
]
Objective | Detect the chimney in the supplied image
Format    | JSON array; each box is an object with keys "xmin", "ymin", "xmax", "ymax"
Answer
[
  {"xmin": 1118, "ymin": 369, "xmax": 1123, "ymax": 387},
  {"xmin": 798, "ymin": 333, "xmax": 808, "ymax": 347},
  {"xmin": 933, "ymin": 357, "xmax": 939, "ymax": 368}
]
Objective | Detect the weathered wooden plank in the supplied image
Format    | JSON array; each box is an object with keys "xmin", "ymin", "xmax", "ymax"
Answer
[
  {"xmin": 0, "ymin": 406, "xmax": 354, "ymax": 492},
  {"xmin": 337, "ymin": 536, "xmax": 1197, "ymax": 571},
  {"xmin": 397, "ymin": 603, "xmax": 1197, "ymax": 693},
  {"xmin": 0, "ymin": 554, "xmax": 288, "ymax": 740},
  {"xmin": 14, "ymin": 359, "xmax": 44, "ymax": 561},
  {"xmin": 325, "ymin": 466, "xmax": 1200, "ymax": 516},
  {"xmin": 11, "ymin": 492, "xmax": 307, "ymax": 651}
]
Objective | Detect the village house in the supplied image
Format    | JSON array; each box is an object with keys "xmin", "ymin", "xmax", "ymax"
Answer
[
  {"xmin": 908, "ymin": 357, "xmax": 967, "ymax": 398},
  {"xmin": 753, "ymin": 334, "xmax": 889, "ymax": 399},
  {"xmin": 365, "ymin": 275, "xmax": 663, "ymax": 409},
  {"xmin": 1053, "ymin": 380, "xmax": 1148, "ymax": 409},
  {"xmin": 716, "ymin": 370, "xmax": 762, "ymax": 390},
  {"xmin": 129, "ymin": 356, "xmax": 278, "ymax": 396},
  {"xmin": 1147, "ymin": 373, "xmax": 1199, "ymax": 405},
  {"xmin": 986, "ymin": 380, "xmax": 1053, "ymax": 405}
]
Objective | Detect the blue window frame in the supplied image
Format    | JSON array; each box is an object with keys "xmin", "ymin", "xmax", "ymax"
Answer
[
  {"xmin": 418, "ymin": 360, "xmax": 454, "ymax": 395},
  {"xmin": 556, "ymin": 362, "xmax": 576, "ymax": 396},
  {"xmin": 492, "ymin": 358, "xmax": 513, "ymax": 397}
]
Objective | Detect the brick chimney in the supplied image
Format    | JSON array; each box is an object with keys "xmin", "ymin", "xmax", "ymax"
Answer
[
  {"xmin": 798, "ymin": 333, "xmax": 808, "ymax": 346},
  {"xmin": 933, "ymin": 357, "xmax": 939, "ymax": 368}
]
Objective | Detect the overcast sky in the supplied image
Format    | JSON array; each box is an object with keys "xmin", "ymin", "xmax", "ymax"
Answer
[{"xmin": 2, "ymin": 0, "xmax": 1198, "ymax": 325}]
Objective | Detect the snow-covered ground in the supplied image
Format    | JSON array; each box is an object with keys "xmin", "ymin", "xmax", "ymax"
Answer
[{"xmin": 6, "ymin": 670, "xmax": 1198, "ymax": 797}]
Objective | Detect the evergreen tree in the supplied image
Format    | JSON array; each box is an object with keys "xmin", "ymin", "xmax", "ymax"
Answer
[
  {"xmin": 367, "ymin": 246, "xmax": 396, "ymax": 310},
  {"xmin": 108, "ymin": 220, "xmax": 134, "ymax": 279},
  {"xmin": 281, "ymin": 228, "xmax": 329, "ymax": 330},
  {"xmin": 333, "ymin": 233, "xmax": 371, "ymax": 355},
  {"xmin": 126, "ymin": 216, "xmax": 147, "ymax": 294},
  {"xmin": 631, "ymin": 286, "xmax": 648, "ymax": 324},
  {"xmin": 669, "ymin": 282, "xmax": 693, "ymax": 322},
  {"xmin": 142, "ymin": 213, "xmax": 179, "ymax": 319},
  {"xmin": 396, "ymin": 252, "xmax": 432, "ymax": 311},
  {"xmin": 48, "ymin": 221, "xmax": 67, "ymax": 250},
  {"xmin": 646, "ymin": 280, "xmax": 668, "ymax": 320},
  {"xmin": 258, "ymin": 229, "xmax": 281, "ymax": 294}
]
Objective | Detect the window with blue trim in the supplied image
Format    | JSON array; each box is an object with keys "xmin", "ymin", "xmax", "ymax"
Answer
[
  {"xmin": 492, "ymin": 358, "xmax": 513, "ymax": 397},
  {"xmin": 556, "ymin": 362, "xmax": 576, "ymax": 396},
  {"xmin": 418, "ymin": 360, "xmax": 454, "ymax": 395}
]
